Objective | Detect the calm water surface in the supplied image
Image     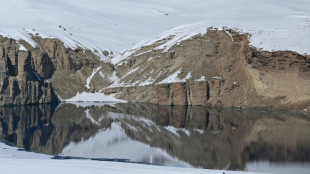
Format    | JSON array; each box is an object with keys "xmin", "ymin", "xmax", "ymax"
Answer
[{"xmin": 1, "ymin": 103, "xmax": 310, "ymax": 173}]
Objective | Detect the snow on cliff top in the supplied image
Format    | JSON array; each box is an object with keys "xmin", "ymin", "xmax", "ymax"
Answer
[{"xmin": 0, "ymin": 0, "xmax": 309, "ymax": 62}]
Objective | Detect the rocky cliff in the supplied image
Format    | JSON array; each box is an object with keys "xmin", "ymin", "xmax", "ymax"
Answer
[
  {"xmin": 104, "ymin": 28, "xmax": 310, "ymax": 110},
  {"xmin": 0, "ymin": 35, "xmax": 114, "ymax": 106},
  {"xmin": 1, "ymin": 28, "xmax": 309, "ymax": 109},
  {"xmin": 0, "ymin": 37, "xmax": 58, "ymax": 105}
]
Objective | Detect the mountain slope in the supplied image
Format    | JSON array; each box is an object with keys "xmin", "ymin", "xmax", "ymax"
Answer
[
  {"xmin": 0, "ymin": 0, "xmax": 309, "ymax": 59},
  {"xmin": 0, "ymin": 0, "xmax": 310, "ymax": 108},
  {"xmin": 103, "ymin": 29, "xmax": 310, "ymax": 109}
]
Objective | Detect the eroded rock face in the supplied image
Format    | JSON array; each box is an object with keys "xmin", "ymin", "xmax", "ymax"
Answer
[
  {"xmin": 0, "ymin": 37, "xmax": 58, "ymax": 105},
  {"xmin": 104, "ymin": 28, "xmax": 310, "ymax": 109},
  {"xmin": 0, "ymin": 35, "xmax": 114, "ymax": 106},
  {"xmin": 1, "ymin": 27, "xmax": 309, "ymax": 109},
  {"xmin": 30, "ymin": 37, "xmax": 114, "ymax": 99},
  {"xmin": 105, "ymin": 81, "xmax": 209, "ymax": 105}
]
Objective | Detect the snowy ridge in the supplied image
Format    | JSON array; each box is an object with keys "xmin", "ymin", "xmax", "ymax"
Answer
[
  {"xmin": 142, "ymin": 22, "xmax": 208, "ymax": 52},
  {"xmin": 113, "ymin": 20, "xmax": 310, "ymax": 64},
  {"xmin": 0, "ymin": 0, "xmax": 309, "ymax": 65}
]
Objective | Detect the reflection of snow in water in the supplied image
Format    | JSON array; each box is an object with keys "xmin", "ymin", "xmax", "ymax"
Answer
[
  {"xmin": 84, "ymin": 109, "xmax": 100, "ymax": 126},
  {"xmin": 163, "ymin": 126, "xmax": 191, "ymax": 137},
  {"xmin": 60, "ymin": 122, "xmax": 192, "ymax": 167}
]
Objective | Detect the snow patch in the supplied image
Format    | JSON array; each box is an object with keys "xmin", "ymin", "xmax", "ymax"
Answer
[
  {"xmin": 225, "ymin": 30, "xmax": 234, "ymax": 42},
  {"xmin": 19, "ymin": 44, "xmax": 27, "ymax": 51},
  {"xmin": 133, "ymin": 50, "xmax": 152, "ymax": 57},
  {"xmin": 99, "ymin": 71, "xmax": 105, "ymax": 79},
  {"xmin": 163, "ymin": 126, "xmax": 191, "ymax": 137},
  {"xmin": 139, "ymin": 77, "xmax": 154, "ymax": 86},
  {"xmin": 16, "ymin": 41, "xmax": 28, "ymax": 51},
  {"xmin": 213, "ymin": 76, "xmax": 222, "ymax": 80},
  {"xmin": 122, "ymin": 67, "xmax": 139, "ymax": 79},
  {"xmin": 158, "ymin": 69, "xmax": 192, "ymax": 84},
  {"xmin": 195, "ymin": 76, "xmax": 206, "ymax": 82},
  {"xmin": 123, "ymin": 123, "xmax": 139, "ymax": 132},
  {"xmin": 194, "ymin": 129, "xmax": 204, "ymax": 134},
  {"xmin": 64, "ymin": 92, "xmax": 126, "ymax": 102},
  {"xmin": 0, "ymin": 142, "xmax": 50, "ymax": 159},
  {"xmin": 147, "ymin": 57, "xmax": 154, "ymax": 61}
]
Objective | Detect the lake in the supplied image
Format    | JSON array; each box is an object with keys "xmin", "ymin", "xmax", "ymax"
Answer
[{"xmin": 0, "ymin": 102, "xmax": 310, "ymax": 173}]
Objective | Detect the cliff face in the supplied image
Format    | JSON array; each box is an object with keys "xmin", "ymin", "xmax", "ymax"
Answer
[
  {"xmin": 30, "ymin": 36, "xmax": 114, "ymax": 99},
  {"xmin": 0, "ymin": 35, "xmax": 114, "ymax": 106},
  {"xmin": 0, "ymin": 37, "xmax": 58, "ymax": 105},
  {"xmin": 104, "ymin": 28, "xmax": 310, "ymax": 109},
  {"xmin": 1, "ymin": 28, "xmax": 310, "ymax": 109}
]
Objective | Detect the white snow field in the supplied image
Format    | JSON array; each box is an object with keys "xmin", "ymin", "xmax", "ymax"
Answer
[
  {"xmin": 64, "ymin": 91, "xmax": 126, "ymax": 102},
  {"xmin": 0, "ymin": 142, "xmax": 265, "ymax": 174},
  {"xmin": 0, "ymin": 0, "xmax": 309, "ymax": 62}
]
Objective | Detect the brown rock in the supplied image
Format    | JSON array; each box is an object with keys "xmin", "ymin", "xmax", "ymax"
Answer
[{"xmin": 106, "ymin": 28, "xmax": 310, "ymax": 110}]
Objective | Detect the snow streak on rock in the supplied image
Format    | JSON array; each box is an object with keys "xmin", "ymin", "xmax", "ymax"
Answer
[{"xmin": 85, "ymin": 66, "xmax": 102, "ymax": 89}]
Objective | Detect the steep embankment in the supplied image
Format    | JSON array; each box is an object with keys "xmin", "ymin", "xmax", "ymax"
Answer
[
  {"xmin": 1, "ymin": 27, "xmax": 310, "ymax": 110},
  {"xmin": 0, "ymin": 37, "xmax": 58, "ymax": 105},
  {"xmin": 0, "ymin": 0, "xmax": 309, "ymax": 109},
  {"xmin": 104, "ymin": 28, "xmax": 310, "ymax": 110}
]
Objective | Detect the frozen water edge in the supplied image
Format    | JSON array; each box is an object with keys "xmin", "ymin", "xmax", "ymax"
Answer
[{"xmin": 0, "ymin": 142, "xmax": 265, "ymax": 174}]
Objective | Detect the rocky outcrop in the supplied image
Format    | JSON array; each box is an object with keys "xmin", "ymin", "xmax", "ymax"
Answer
[
  {"xmin": 30, "ymin": 36, "xmax": 114, "ymax": 99},
  {"xmin": 0, "ymin": 37, "xmax": 58, "ymax": 105},
  {"xmin": 0, "ymin": 35, "xmax": 114, "ymax": 106},
  {"xmin": 104, "ymin": 28, "xmax": 310, "ymax": 110},
  {"xmin": 1, "ymin": 27, "xmax": 309, "ymax": 109},
  {"xmin": 105, "ymin": 81, "xmax": 210, "ymax": 105}
]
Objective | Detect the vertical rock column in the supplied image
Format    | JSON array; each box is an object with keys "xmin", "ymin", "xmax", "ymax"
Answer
[
  {"xmin": 17, "ymin": 51, "xmax": 33, "ymax": 81},
  {"xmin": 154, "ymin": 81, "xmax": 210, "ymax": 106}
]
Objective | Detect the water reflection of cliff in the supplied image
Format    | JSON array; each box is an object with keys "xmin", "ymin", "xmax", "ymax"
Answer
[{"xmin": 1, "ymin": 103, "xmax": 310, "ymax": 170}]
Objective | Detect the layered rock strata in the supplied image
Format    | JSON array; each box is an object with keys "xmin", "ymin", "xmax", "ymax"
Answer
[{"xmin": 105, "ymin": 28, "xmax": 310, "ymax": 109}]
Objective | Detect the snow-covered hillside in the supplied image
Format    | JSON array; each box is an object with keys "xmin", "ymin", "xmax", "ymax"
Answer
[{"xmin": 0, "ymin": 0, "xmax": 309, "ymax": 62}]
